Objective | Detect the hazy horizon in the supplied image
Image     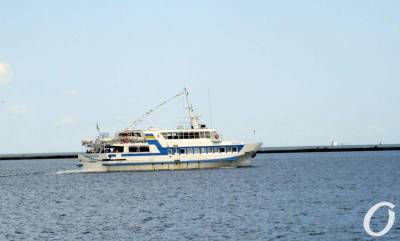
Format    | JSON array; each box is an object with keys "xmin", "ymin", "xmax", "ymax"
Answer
[{"xmin": 1, "ymin": 1, "xmax": 400, "ymax": 153}]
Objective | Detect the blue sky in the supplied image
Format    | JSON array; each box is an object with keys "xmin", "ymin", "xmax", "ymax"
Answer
[{"xmin": 1, "ymin": 0, "xmax": 399, "ymax": 153}]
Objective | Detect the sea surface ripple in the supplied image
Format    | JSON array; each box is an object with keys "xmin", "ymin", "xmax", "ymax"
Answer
[{"xmin": 1, "ymin": 151, "xmax": 400, "ymax": 240}]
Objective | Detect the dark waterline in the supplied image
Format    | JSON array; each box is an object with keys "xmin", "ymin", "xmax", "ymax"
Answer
[{"xmin": 1, "ymin": 151, "xmax": 400, "ymax": 240}]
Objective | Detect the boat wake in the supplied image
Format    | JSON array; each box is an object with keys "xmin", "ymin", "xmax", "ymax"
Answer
[
  {"xmin": 0, "ymin": 171, "xmax": 49, "ymax": 178},
  {"xmin": 55, "ymin": 169, "xmax": 90, "ymax": 175},
  {"xmin": 0, "ymin": 169, "xmax": 91, "ymax": 177}
]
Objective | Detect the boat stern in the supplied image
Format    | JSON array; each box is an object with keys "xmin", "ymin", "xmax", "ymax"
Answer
[{"xmin": 77, "ymin": 153, "xmax": 108, "ymax": 172}]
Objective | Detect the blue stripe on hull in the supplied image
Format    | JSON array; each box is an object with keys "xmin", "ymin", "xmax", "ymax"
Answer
[
  {"xmin": 108, "ymin": 144, "xmax": 245, "ymax": 158},
  {"xmin": 102, "ymin": 156, "xmax": 239, "ymax": 166}
]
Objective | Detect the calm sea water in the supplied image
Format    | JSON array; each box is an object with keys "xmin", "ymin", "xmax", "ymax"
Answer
[{"xmin": 1, "ymin": 151, "xmax": 400, "ymax": 240}]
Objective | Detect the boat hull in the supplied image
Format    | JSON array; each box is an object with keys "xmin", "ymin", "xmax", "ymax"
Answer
[{"xmin": 77, "ymin": 143, "xmax": 261, "ymax": 172}]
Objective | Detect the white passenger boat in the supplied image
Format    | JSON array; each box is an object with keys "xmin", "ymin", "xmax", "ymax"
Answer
[{"xmin": 78, "ymin": 89, "xmax": 262, "ymax": 172}]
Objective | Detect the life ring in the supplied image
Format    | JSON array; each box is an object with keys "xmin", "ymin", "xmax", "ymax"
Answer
[{"xmin": 214, "ymin": 133, "xmax": 219, "ymax": 139}]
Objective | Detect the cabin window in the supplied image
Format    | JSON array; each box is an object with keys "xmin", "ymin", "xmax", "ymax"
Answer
[
  {"xmin": 180, "ymin": 148, "xmax": 186, "ymax": 154},
  {"xmin": 187, "ymin": 148, "xmax": 193, "ymax": 154},
  {"xmin": 207, "ymin": 147, "xmax": 213, "ymax": 153},
  {"xmin": 194, "ymin": 132, "xmax": 200, "ymax": 139},
  {"xmin": 232, "ymin": 146, "xmax": 238, "ymax": 152},
  {"xmin": 188, "ymin": 132, "xmax": 194, "ymax": 139},
  {"xmin": 227, "ymin": 146, "xmax": 232, "ymax": 152},
  {"xmin": 129, "ymin": 146, "xmax": 150, "ymax": 152},
  {"xmin": 194, "ymin": 147, "xmax": 200, "ymax": 154},
  {"xmin": 162, "ymin": 132, "xmax": 171, "ymax": 139},
  {"xmin": 139, "ymin": 146, "xmax": 150, "ymax": 152},
  {"xmin": 220, "ymin": 147, "xmax": 226, "ymax": 153},
  {"xmin": 168, "ymin": 148, "xmax": 173, "ymax": 155},
  {"xmin": 129, "ymin": 146, "xmax": 138, "ymax": 152},
  {"xmin": 110, "ymin": 146, "xmax": 124, "ymax": 153},
  {"xmin": 205, "ymin": 132, "xmax": 211, "ymax": 138},
  {"xmin": 213, "ymin": 147, "xmax": 218, "ymax": 153},
  {"xmin": 201, "ymin": 147, "xmax": 207, "ymax": 154}
]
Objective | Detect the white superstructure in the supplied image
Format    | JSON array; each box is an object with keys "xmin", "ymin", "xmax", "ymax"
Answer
[{"xmin": 78, "ymin": 88, "xmax": 261, "ymax": 172}]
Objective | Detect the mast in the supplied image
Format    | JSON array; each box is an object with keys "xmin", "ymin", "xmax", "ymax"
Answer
[{"xmin": 184, "ymin": 87, "xmax": 201, "ymax": 129}]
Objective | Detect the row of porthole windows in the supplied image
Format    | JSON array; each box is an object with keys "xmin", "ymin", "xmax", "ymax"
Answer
[{"xmin": 167, "ymin": 146, "xmax": 239, "ymax": 155}]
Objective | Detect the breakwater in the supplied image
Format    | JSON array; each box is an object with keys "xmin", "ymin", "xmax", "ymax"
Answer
[
  {"xmin": 0, "ymin": 152, "xmax": 78, "ymax": 160},
  {"xmin": 259, "ymin": 144, "xmax": 400, "ymax": 153},
  {"xmin": 1, "ymin": 144, "xmax": 400, "ymax": 160}
]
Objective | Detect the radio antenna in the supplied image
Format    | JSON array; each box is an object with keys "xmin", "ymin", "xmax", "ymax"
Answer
[{"xmin": 208, "ymin": 89, "xmax": 213, "ymax": 128}]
